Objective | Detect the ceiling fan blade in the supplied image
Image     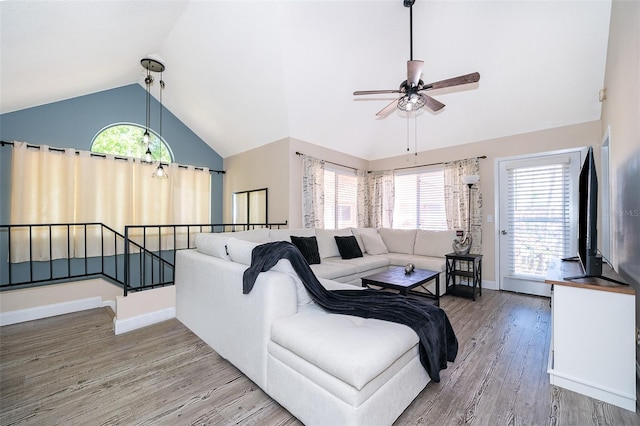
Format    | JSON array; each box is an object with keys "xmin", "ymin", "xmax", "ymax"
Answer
[
  {"xmin": 376, "ymin": 99, "xmax": 399, "ymax": 118},
  {"xmin": 407, "ymin": 60, "xmax": 424, "ymax": 86},
  {"xmin": 423, "ymin": 72, "xmax": 480, "ymax": 90},
  {"xmin": 354, "ymin": 89, "xmax": 401, "ymax": 96},
  {"xmin": 423, "ymin": 94, "xmax": 445, "ymax": 112}
]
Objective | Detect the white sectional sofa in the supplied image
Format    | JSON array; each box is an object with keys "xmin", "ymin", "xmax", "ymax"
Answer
[
  {"xmin": 195, "ymin": 227, "xmax": 456, "ymax": 294},
  {"xmin": 175, "ymin": 227, "xmax": 456, "ymax": 425}
]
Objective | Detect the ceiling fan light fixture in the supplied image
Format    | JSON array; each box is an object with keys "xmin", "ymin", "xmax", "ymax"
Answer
[{"xmin": 397, "ymin": 93, "xmax": 426, "ymax": 112}]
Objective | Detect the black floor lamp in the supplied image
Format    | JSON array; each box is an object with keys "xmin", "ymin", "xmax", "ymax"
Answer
[{"xmin": 453, "ymin": 174, "xmax": 479, "ymax": 255}]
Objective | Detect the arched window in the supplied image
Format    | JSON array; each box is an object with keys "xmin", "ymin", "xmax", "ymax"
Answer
[{"xmin": 91, "ymin": 123, "xmax": 173, "ymax": 163}]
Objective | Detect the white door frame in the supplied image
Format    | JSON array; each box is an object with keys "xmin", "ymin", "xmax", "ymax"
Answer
[{"xmin": 494, "ymin": 147, "xmax": 588, "ymax": 295}]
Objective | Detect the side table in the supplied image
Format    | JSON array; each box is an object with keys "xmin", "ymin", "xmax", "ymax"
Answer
[{"xmin": 445, "ymin": 253, "xmax": 482, "ymax": 300}]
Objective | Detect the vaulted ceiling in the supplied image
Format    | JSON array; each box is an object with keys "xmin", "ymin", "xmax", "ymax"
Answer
[{"xmin": 0, "ymin": 1, "xmax": 611, "ymax": 160}]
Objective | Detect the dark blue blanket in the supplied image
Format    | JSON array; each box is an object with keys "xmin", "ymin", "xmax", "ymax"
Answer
[{"xmin": 242, "ymin": 241, "xmax": 458, "ymax": 382}]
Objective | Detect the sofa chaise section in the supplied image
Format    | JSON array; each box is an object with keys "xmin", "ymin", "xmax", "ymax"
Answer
[{"xmin": 175, "ymin": 237, "xmax": 435, "ymax": 425}]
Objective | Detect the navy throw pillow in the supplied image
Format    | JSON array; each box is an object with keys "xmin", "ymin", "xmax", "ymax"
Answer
[
  {"xmin": 290, "ymin": 236, "xmax": 321, "ymax": 265},
  {"xmin": 334, "ymin": 235, "xmax": 363, "ymax": 260}
]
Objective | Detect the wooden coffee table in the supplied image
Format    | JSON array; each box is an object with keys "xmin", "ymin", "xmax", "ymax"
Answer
[{"xmin": 361, "ymin": 266, "xmax": 440, "ymax": 305}]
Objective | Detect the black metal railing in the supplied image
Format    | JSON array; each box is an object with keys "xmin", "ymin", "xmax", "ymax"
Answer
[
  {"xmin": 0, "ymin": 223, "xmax": 127, "ymax": 289},
  {"xmin": 0, "ymin": 221, "xmax": 287, "ymax": 295}
]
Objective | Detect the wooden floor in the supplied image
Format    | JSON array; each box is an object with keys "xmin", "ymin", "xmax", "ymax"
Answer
[{"xmin": 1, "ymin": 290, "xmax": 638, "ymax": 426}]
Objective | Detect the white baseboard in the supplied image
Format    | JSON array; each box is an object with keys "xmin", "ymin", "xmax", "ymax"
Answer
[
  {"xmin": 113, "ymin": 307, "xmax": 176, "ymax": 335},
  {"xmin": 0, "ymin": 297, "xmax": 103, "ymax": 326},
  {"xmin": 482, "ymin": 279, "xmax": 497, "ymax": 290},
  {"xmin": 102, "ymin": 300, "xmax": 116, "ymax": 312},
  {"xmin": 549, "ymin": 367, "xmax": 636, "ymax": 411}
]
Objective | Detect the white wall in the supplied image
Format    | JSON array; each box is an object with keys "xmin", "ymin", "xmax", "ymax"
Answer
[
  {"xmin": 600, "ymin": 0, "xmax": 640, "ymax": 365},
  {"xmin": 223, "ymin": 138, "xmax": 290, "ymax": 225}
]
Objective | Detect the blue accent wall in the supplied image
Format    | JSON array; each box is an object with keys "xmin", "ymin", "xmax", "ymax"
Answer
[{"xmin": 0, "ymin": 84, "xmax": 223, "ymax": 224}]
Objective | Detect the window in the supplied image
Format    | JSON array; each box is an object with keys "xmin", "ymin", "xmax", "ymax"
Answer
[
  {"xmin": 91, "ymin": 123, "xmax": 172, "ymax": 162},
  {"xmin": 323, "ymin": 167, "xmax": 357, "ymax": 229},
  {"xmin": 506, "ymin": 158, "xmax": 575, "ymax": 277},
  {"xmin": 393, "ymin": 167, "xmax": 447, "ymax": 230}
]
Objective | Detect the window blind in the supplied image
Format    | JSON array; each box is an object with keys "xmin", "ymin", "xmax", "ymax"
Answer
[
  {"xmin": 323, "ymin": 167, "xmax": 357, "ymax": 229},
  {"xmin": 393, "ymin": 168, "xmax": 447, "ymax": 230},
  {"xmin": 507, "ymin": 162, "xmax": 571, "ymax": 277}
]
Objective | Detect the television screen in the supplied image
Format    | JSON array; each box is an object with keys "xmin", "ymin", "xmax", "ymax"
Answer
[{"xmin": 576, "ymin": 146, "xmax": 602, "ymax": 276}]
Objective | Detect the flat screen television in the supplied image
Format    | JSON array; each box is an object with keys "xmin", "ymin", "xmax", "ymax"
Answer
[
  {"xmin": 576, "ymin": 146, "xmax": 602, "ymax": 276},
  {"xmin": 564, "ymin": 146, "xmax": 627, "ymax": 285}
]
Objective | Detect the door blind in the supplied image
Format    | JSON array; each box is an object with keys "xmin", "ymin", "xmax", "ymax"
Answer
[{"xmin": 507, "ymin": 162, "xmax": 571, "ymax": 277}]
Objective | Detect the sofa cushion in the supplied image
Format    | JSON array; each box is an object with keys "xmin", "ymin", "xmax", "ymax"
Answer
[
  {"xmin": 360, "ymin": 232, "xmax": 388, "ymax": 255},
  {"xmin": 272, "ymin": 259, "xmax": 313, "ymax": 306},
  {"xmin": 334, "ymin": 236, "xmax": 363, "ymax": 259},
  {"xmin": 323, "ymin": 254, "xmax": 389, "ymax": 274},
  {"xmin": 226, "ymin": 238, "xmax": 313, "ymax": 306},
  {"xmin": 318, "ymin": 277, "xmax": 364, "ymax": 291},
  {"xmin": 270, "ymin": 228, "xmax": 315, "ymax": 242},
  {"xmin": 351, "ymin": 228, "xmax": 380, "ymax": 254},
  {"xmin": 379, "ymin": 228, "xmax": 417, "ymax": 254},
  {"xmin": 226, "ymin": 238, "xmax": 260, "ymax": 265},
  {"xmin": 414, "ymin": 229, "xmax": 456, "ymax": 258},
  {"xmin": 270, "ymin": 303, "xmax": 419, "ymax": 391},
  {"xmin": 195, "ymin": 233, "xmax": 231, "ymax": 260},
  {"xmin": 316, "ymin": 228, "xmax": 353, "ymax": 259},
  {"xmin": 310, "ymin": 261, "xmax": 358, "ymax": 280},
  {"xmin": 290, "ymin": 236, "xmax": 321, "ymax": 265},
  {"xmin": 227, "ymin": 228, "xmax": 271, "ymax": 243},
  {"xmin": 383, "ymin": 253, "xmax": 446, "ymax": 272}
]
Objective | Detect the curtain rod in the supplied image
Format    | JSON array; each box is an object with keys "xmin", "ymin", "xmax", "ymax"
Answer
[
  {"xmin": 295, "ymin": 151, "xmax": 358, "ymax": 171},
  {"xmin": 380, "ymin": 155, "xmax": 487, "ymax": 173},
  {"xmin": 1, "ymin": 140, "xmax": 225, "ymax": 174}
]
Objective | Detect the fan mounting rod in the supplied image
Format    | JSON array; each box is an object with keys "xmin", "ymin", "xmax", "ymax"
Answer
[{"xmin": 405, "ymin": 0, "xmax": 416, "ymax": 60}]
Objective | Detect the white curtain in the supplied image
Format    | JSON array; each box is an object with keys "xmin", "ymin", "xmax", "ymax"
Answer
[
  {"xmin": 167, "ymin": 163, "xmax": 211, "ymax": 249},
  {"xmin": 368, "ymin": 170, "xmax": 394, "ymax": 229},
  {"xmin": 75, "ymin": 151, "xmax": 134, "ymax": 257},
  {"xmin": 444, "ymin": 158, "xmax": 482, "ymax": 254},
  {"xmin": 301, "ymin": 156, "xmax": 325, "ymax": 228},
  {"xmin": 10, "ymin": 143, "xmax": 76, "ymax": 262},
  {"xmin": 10, "ymin": 143, "xmax": 211, "ymax": 262},
  {"xmin": 356, "ymin": 169, "xmax": 369, "ymax": 228}
]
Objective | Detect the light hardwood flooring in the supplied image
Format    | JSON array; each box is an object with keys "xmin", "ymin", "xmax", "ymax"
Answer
[{"xmin": 1, "ymin": 290, "xmax": 638, "ymax": 425}]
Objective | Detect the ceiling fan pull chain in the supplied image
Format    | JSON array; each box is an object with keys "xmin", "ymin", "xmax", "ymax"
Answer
[
  {"xmin": 414, "ymin": 115, "xmax": 418, "ymax": 156},
  {"xmin": 406, "ymin": 118, "xmax": 410, "ymax": 152}
]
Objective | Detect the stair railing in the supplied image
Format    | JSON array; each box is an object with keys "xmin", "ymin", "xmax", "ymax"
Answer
[
  {"xmin": 1, "ymin": 222, "xmax": 287, "ymax": 295},
  {"xmin": 0, "ymin": 223, "xmax": 130, "ymax": 289}
]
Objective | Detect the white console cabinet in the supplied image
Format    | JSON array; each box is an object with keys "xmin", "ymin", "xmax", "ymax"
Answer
[{"xmin": 545, "ymin": 259, "xmax": 636, "ymax": 411}]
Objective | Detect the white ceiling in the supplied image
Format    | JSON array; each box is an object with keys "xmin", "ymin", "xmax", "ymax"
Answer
[{"xmin": 1, "ymin": 1, "xmax": 612, "ymax": 160}]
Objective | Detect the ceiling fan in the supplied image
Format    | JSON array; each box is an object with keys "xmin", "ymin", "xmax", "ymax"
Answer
[{"xmin": 354, "ymin": 0, "xmax": 480, "ymax": 118}]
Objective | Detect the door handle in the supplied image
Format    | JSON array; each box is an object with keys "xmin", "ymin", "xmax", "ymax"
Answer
[{"xmin": 501, "ymin": 230, "xmax": 508, "ymax": 235}]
